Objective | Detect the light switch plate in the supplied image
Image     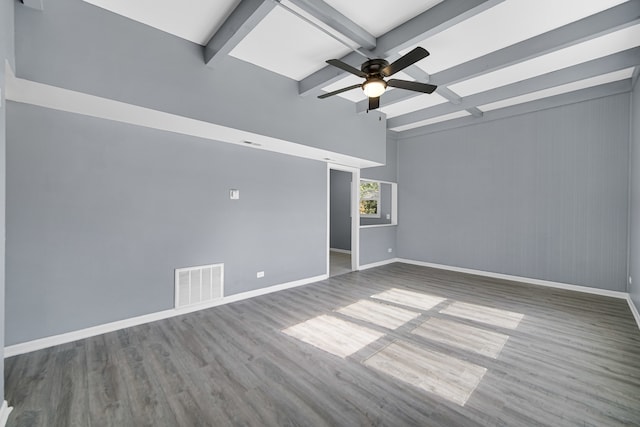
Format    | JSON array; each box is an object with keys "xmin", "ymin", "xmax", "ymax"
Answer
[{"xmin": 230, "ymin": 189, "xmax": 240, "ymax": 200}]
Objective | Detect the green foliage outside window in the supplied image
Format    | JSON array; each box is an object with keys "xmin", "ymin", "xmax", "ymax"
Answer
[{"xmin": 360, "ymin": 181, "xmax": 380, "ymax": 216}]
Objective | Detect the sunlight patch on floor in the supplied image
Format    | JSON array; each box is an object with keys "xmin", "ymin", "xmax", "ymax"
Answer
[
  {"xmin": 371, "ymin": 288, "xmax": 446, "ymax": 311},
  {"xmin": 440, "ymin": 301, "xmax": 524, "ymax": 329},
  {"xmin": 364, "ymin": 340, "xmax": 487, "ymax": 406},
  {"xmin": 336, "ymin": 299, "xmax": 421, "ymax": 329},
  {"xmin": 282, "ymin": 314, "xmax": 385, "ymax": 358},
  {"xmin": 412, "ymin": 317, "xmax": 509, "ymax": 359}
]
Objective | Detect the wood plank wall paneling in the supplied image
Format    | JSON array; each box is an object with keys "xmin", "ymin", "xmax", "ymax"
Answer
[{"xmin": 398, "ymin": 93, "xmax": 631, "ymax": 291}]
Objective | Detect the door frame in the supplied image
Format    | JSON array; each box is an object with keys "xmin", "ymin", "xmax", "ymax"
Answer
[{"xmin": 327, "ymin": 163, "xmax": 360, "ymax": 275}]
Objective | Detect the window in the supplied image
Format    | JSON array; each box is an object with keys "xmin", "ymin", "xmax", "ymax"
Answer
[{"xmin": 360, "ymin": 181, "xmax": 380, "ymax": 218}]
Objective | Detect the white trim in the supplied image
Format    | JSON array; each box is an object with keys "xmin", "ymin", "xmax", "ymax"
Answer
[
  {"xmin": 359, "ymin": 257, "xmax": 399, "ymax": 271},
  {"xmin": 360, "ymin": 224, "xmax": 397, "ymax": 229},
  {"xmin": 396, "ymin": 259, "xmax": 629, "ymax": 299},
  {"xmin": 4, "ymin": 274, "xmax": 327, "ymax": 358},
  {"xmin": 0, "ymin": 401, "xmax": 12, "ymax": 427},
  {"xmin": 627, "ymin": 296, "xmax": 640, "ymax": 330},
  {"xmin": 329, "ymin": 248, "xmax": 351, "ymax": 254}
]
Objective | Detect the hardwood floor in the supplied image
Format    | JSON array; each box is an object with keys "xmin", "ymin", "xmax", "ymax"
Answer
[{"xmin": 5, "ymin": 263, "xmax": 640, "ymax": 426}]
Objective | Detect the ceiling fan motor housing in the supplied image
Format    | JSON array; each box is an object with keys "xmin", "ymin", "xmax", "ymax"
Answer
[{"xmin": 362, "ymin": 58, "xmax": 389, "ymax": 76}]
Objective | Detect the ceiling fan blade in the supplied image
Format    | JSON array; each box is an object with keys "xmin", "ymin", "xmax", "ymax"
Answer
[
  {"xmin": 317, "ymin": 84, "xmax": 362, "ymax": 99},
  {"xmin": 368, "ymin": 96, "xmax": 380, "ymax": 111},
  {"xmin": 326, "ymin": 59, "xmax": 367, "ymax": 78},
  {"xmin": 382, "ymin": 47, "xmax": 429, "ymax": 76},
  {"xmin": 387, "ymin": 79, "xmax": 437, "ymax": 94}
]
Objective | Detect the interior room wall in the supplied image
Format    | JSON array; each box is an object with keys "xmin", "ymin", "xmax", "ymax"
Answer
[
  {"xmin": 0, "ymin": 0, "xmax": 15, "ymax": 403},
  {"xmin": 329, "ymin": 170, "xmax": 351, "ymax": 251},
  {"xmin": 398, "ymin": 93, "xmax": 630, "ymax": 291},
  {"xmin": 630, "ymin": 79, "xmax": 640, "ymax": 309},
  {"xmin": 13, "ymin": 0, "xmax": 386, "ymax": 164},
  {"xmin": 6, "ymin": 102, "xmax": 327, "ymax": 345},
  {"xmin": 360, "ymin": 136, "xmax": 398, "ymax": 266}
]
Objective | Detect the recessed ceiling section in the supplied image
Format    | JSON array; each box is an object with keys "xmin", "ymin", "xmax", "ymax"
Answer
[
  {"xmin": 390, "ymin": 111, "xmax": 471, "ymax": 132},
  {"xmin": 279, "ymin": 0, "xmax": 361, "ymax": 51},
  {"xmin": 450, "ymin": 24, "xmax": 640, "ymax": 97},
  {"xmin": 478, "ymin": 67, "xmax": 635, "ymax": 112},
  {"xmin": 229, "ymin": 6, "xmax": 352, "ymax": 81},
  {"xmin": 82, "ymin": 0, "xmax": 241, "ymax": 45},
  {"xmin": 405, "ymin": 0, "xmax": 628, "ymax": 74},
  {"xmin": 323, "ymin": 0, "xmax": 444, "ymax": 37}
]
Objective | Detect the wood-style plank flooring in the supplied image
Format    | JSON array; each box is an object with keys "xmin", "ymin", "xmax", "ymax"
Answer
[
  {"xmin": 329, "ymin": 250, "xmax": 352, "ymax": 277},
  {"xmin": 5, "ymin": 263, "xmax": 640, "ymax": 426}
]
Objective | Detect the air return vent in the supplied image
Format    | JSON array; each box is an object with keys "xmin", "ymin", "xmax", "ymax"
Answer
[{"xmin": 175, "ymin": 263, "xmax": 224, "ymax": 309}]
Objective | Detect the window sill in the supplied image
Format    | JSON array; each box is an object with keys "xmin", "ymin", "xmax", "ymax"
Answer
[{"xmin": 360, "ymin": 224, "xmax": 397, "ymax": 229}]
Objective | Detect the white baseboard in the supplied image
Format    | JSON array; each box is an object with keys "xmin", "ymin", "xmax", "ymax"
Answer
[
  {"xmin": 359, "ymin": 257, "xmax": 399, "ymax": 271},
  {"xmin": 627, "ymin": 296, "xmax": 640, "ymax": 330},
  {"xmin": 330, "ymin": 248, "xmax": 351, "ymax": 254},
  {"xmin": 4, "ymin": 274, "xmax": 327, "ymax": 358},
  {"xmin": 396, "ymin": 258, "xmax": 629, "ymax": 300},
  {"xmin": 0, "ymin": 401, "xmax": 12, "ymax": 427}
]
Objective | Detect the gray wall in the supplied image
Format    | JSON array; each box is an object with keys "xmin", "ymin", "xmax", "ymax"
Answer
[
  {"xmin": 13, "ymin": 0, "xmax": 386, "ymax": 164},
  {"xmin": 0, "ymin": 0, "xmax": 14, "ymax": 402},
  {"xmin": 360, "ymin": 136, "xmax": 398, "ymax": 265},
  {"xmin": 362, "ymin": 133, "xmax": 398, "ymax": 182},
  {"xmin": 398, "ymin": 93, "xmax": 630, "ymax": 291},
  {"xmin": 330, "ymin": 170, "xmax": 351, "ymax": 251},
  {"xmin": 6, "ymin": 102, "xmax": 327, "ymax": 345},
  {"xmin": 630, "ymin": 81, "xmax": 640, "ymax": 308}
]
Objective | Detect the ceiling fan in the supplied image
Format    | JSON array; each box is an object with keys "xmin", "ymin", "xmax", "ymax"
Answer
[{"xmin": 318, "ymin": 47, "xmax": 437, "ymax": 111}]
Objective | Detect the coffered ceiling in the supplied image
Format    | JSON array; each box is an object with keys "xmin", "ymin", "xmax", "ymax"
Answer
[{"xmin": 83, "ymin": 0, "xmax": 640, "ymax": 136}]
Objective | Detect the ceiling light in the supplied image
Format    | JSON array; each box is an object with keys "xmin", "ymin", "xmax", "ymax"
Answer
[{"xmin": 362, "ymin": 78, "xmax": 387, "ymax": 98}]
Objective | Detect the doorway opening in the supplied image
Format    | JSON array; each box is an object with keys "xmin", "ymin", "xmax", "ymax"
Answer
[{"xmin": 328, "ymin": 165, "xmax": 359, "ymax": 277}]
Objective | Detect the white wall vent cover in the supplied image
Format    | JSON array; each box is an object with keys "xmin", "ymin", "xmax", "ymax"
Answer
[{"xmin": 175, "ymin": 263, "xmax": 224, "ymax": 309}]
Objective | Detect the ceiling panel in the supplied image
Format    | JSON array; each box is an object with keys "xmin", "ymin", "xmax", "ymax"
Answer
[
  {"xmin": 478, "ymin": 67, "xmax": 634, "ymax": 112},
  {"xmin": 323, "ymin": 0, "xmax": 444, "ymax": 37},
  {"xmin": 82, "ymin": 0, "xmax": 241, "ymax": 45},
  {"xmin": 390, "ymin": 111, "xmax": 471, "ymax": 132},
  {"xmin": 405, "ymin": 0, "xmax": 627, "ymax": 74},
  {"xmin": 450, "ymin": 24, "xmax": 640, "ymax": 96},
  {"xmin": 229, "ymin": 6, "xmax": 352, "ymax": 81},
  {"xmin": 379, "ymin": 93, "xmax": 448, "ymax": 118}
]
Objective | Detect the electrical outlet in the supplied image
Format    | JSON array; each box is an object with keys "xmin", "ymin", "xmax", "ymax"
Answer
[
  {"xmin": 386, "ymin": 214, "xmax": 391, "ymax": 220},
  {"xmin": 629, "ymin": 276, "xmax": 633, "ymax": 285},
  {"xmin": 388, "ymin": 248, "xmax": 393, "ymax": 253},
  {"xmin": 257, "ymin": 271, "xmax": 265, "ymax": 278}
]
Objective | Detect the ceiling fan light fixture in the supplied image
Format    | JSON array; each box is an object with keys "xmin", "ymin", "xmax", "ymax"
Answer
[{"xmin": 362, "ymin": 78, "xmax": 387, "ymax": 98}]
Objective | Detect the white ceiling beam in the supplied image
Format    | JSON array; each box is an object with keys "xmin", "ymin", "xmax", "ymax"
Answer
[
  {"xmin": 298, "ymin": 0, "xmax": 505, "ymax": 96},
  {"xmin": 396, "ymin": 79, "xmax": 632, "ymax": 138},
  {"xmin": 287, "ymin": 0, "xmax": 376, "ymax": 50},
  {"xmin": 378, "ymin": 0, "xmax": 640, "ymax": 112},
  {"xmin": 204, "ymin": 0, "xmax": 279, "ymax": 67},
  {"xmin": 388, "ymin": 47, "xmax": 640, "ymax": 128}
]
